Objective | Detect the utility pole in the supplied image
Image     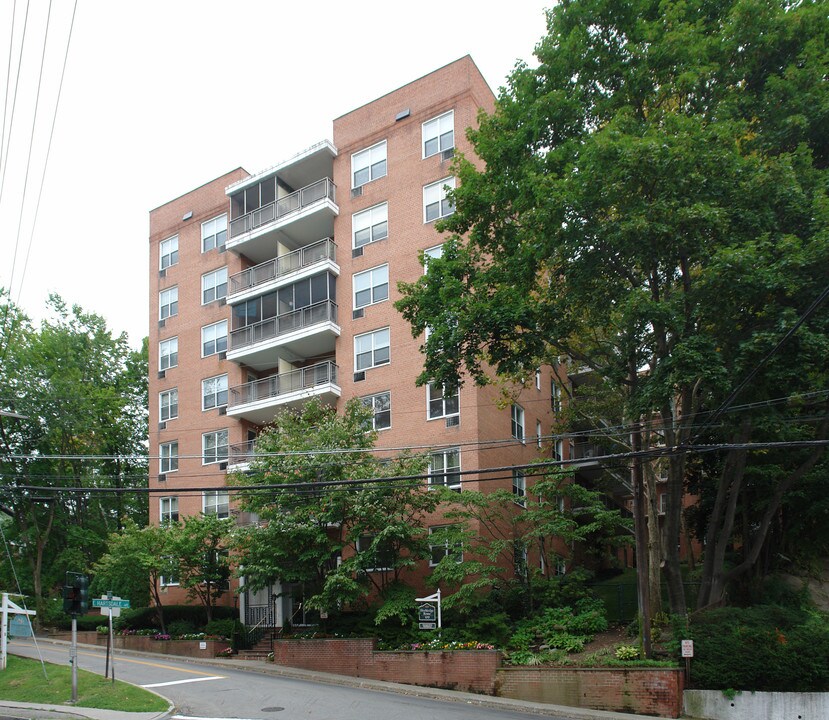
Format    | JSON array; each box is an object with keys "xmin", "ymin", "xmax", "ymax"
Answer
[{"xmin": 631, "ymin": 419, "xmax": 652, "ymax": 657}]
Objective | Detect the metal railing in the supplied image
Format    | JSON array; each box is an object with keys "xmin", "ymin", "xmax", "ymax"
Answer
[
  {"xmin": 229, "ymin": 177, "xmax": 336, "ymax": 239},
  {"xmin": 229, "ymin": 300, "xmax": 338, "ymax": 351},
  {"xmin": 229, "ymin": 439, "xmax": 256, "ymax": 466},
  {"xmin": 229, "ymin": 238, "xmax": 336, "ymax": 295},
  {"xmin": 229, "ymin": 361, "xmax": 339, "ymax": 409}
]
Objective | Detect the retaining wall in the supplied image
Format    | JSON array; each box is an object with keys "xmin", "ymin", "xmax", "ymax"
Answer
[{"xmin": 684, "ymin": 689, "xmax": 829, "ymax": 720}]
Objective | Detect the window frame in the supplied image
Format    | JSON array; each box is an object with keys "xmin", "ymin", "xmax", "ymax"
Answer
[
  {"xmin": 352, "ymin": 202, "xmax": 388, "ymax": 249},
  {"xmin": 159, "ymin": 337, "xmax": 178, "ymax": 371},
  {"xmin": 201, "ymin": 320, "xmax": 228, "ymax": 357},
  {"xmin": 201, "ymin": 267, "xmax": 228, "ymax": 305},
  {"xmin": 513, "ymin": 469, "xmax": 527, "ymax": 507},
  {"xmin": 354, "ymin": 327, "xmax": 390, "ymax": 372},
  {"xmin": 351, "ymin": 140, "xmax": 387, "ymax": 188},
  {"xmin": 202, "ymin": 374, "xmax": 228, "ymax": 411},
  {"xmin": 159, "ymin": 286, "xmax": 178, "ymax": 320},
  {"xmin": 202, "ymin": 429, "xmax": 229, "ymax": 465},
  {"xmin": 201, "ymin": 214, "xmax": 228, "ymax": 253},
  {"xmin": 203, "ymin": 489, "xmax": 230, "ymax": 519},
  {"xmin": 511, "ymin": 404, "xmax": 525, "ymax": 443},
  {"xmin": 422, "ymin": 110, "xmax": 454, "ymax": 159},
  {"xmin": 428, "ymin": 525, "xmax": 463, "ymax": 567},
  {"xmin": 160, "ymin": 441, "xmax": 178, "ymax": 474},
  {"xmin": 159, "ymin": 496, "xmax": 179, "ymax": 523},
  {"xmin": 361, "ymin": 391, "xmax": 391, "ymax": 431},
  {"xmin": 356, "ymin": 534, "xmax": 393, "ymax": 572},
  {"xmin": 429, "ymin": 447, "xmax": 461, "ymax": 491},
  {"xmin": 160, "ymin": 235, "xmax": 179, "ymax": 270},
  {"xmin": 159, "ymin": 388, "xmax": 178, "ymax": 422},
  {"xmin": 423, "ymin": 177, "xmax": 455, "ymax": 223},
  {"xmin": 427, "ymin": 382, "xmax": 460, "ymax": 420},
  {"xmin": 353, "ymin": 264, "xmax": 389, "ymax": 309}
]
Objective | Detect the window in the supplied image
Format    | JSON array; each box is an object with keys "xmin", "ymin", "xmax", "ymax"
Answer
[
  {"xmin": 356, "ymin": 535, "xmax": 394, "ymax": 572},
  {"xmin": 427, "ymin": 383, "xmax": 459, "ymax": 420},
  {"xmin": 202, "ymin": 374, "xmax": 228, "ymax": 410},
  {"xmin": 423, "ymin": 177, "xmax": 455, "ymax": 222},
  {"xmin": 353, "ymin": 265, "xmax": 389, "ymax": 309},
  {"xmin": 535, "ymin": 368, "xmax": 542, "ymax": 390},
  {"xmin": 352, "ymin": 141, "xmax": 387, "ymax": 188},
  {"xmin": 159, "ymin": 389, "xmax": 178, "ymax": 422},
  {"xmin": 537, "ymin": 420, "xmax": 543, "ymax": 449},
  {"xmin": 423, "ymin": 244, "xmax": 444, "ymax": 273},
  {"xmin": 203, "ymin": 490, "xmax": 230, "ymax": 519},
  {"xmin": 354, "ymin": 328, "xmax": 390, "ymax": 371},
  {"xmin": 552, "ymin": 381, "xmax": 562, "ymax": 412},
  {"xmin": 159, "ymin": 337, "xmax": 178, "ymax": 371},
  {"xmin": 513, "ymin": 470, "xmax": 526, "ymax": 506},
  {"xmin": 554, "ymin": 439, "xmax": 565, "ymax": 463},
  {"xmin": 202, "ymin": 429, "xmax": 228, "ymax": 465},
  {"xmin": 202, "ymin": 320, "xmax": 228, "ymax": 357},
  {"xmin": 160, "ymin": 564, "xmax": 179, "ymax": 587},
  {"xmin": 659, "ymin": 492, "xmax": 668, "ymax": 515},
  {"xmin": 202, "ymin": 267, "xmax": 228, "ymax": 304},
  {"xmin": 352, "ymin": 202, "xmax": 388, "ymax": 248},
  {"xmin": 160, "ymin": 496, "xmax": 179, "ymax": 523},
  {"xmin": 514, "ymin": 542, "xmax": 528, "ymax": 578},
  {"xmin": 429, "ymin": 448, "xmax": 461, "ymax": 490},
  {"xmin": 159, "ymin": 287, "xmax": 178, "ymax": 320},
  {"xmin": 361, "ymin": 391, "xmax": 391, "ymax": 430},
  {"xmin": 202, "ymin": 214, "xmax": 227, "ymax": 252},
  {"xmin": 423, "ymin": 110, "xmax": 454, "ymax": 158},
  {"xmin": 160, "ymin": 441, "xmax": 178, "ymax": 474},
  {"xmin": 429, "ymin": 525, "xmax": 462, "ymax": 566},
  {"xmin": 160, "ymin": 235, "xmax": 178, "ymax": 270},
  {"xmin": 511, "ymin": 404, "xmax": 525, "ymax": 442}
]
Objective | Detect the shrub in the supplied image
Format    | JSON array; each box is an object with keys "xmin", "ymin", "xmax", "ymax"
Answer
[
  {"xmin": 615, "ymin": 644, "xmax": 640, "ymax": 661},
  {"xmin": 167, "ymin": 620, "xmax": 197, "ymax": 637}
]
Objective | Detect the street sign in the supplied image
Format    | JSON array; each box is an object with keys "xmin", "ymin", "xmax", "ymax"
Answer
[
  {"xmin": 418, "ymin": 622, "xmax": 437, "ymax": 630},
  {"xmin": 92, "ymin": 599, "xmax": 130, "ymax": 609},
  {"xmin": 418, "ymin": 604, "xmax": 436, "ymax": 623},
  {"xmin": 681, "ymin": 639, "xmax": 694, "ymax": 658}
]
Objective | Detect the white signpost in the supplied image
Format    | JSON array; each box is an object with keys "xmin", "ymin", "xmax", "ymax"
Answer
[
  {"xmin": 92, "ymin": 595, "xmax": 130, "ymax": 682},
  {"xmin": 1, "ymin": 593, "xmax": 36, "ymax": 670},
  {"xmin": 415, "ymin": 589, "xmax": 441, "ymax": 631}
]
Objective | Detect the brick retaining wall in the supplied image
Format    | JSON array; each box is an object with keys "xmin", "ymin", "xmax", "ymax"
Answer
[
  {"xmin": 270, "ymin": 638, "xmax": 501, "ymax": 694},
  {"xmin": 496, "ymin": 666, "xmax": 684, "ymax": 718}
]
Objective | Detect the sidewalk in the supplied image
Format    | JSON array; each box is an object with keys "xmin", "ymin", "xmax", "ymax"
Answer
[{"xmin": 4, "ymin": 637, "xmax": 679, "ymax": 720}]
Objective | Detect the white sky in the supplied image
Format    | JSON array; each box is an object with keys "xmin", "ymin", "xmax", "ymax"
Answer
[{"xmin": 0, "ymin": 0, "xmax": 550, "ymax": 349}]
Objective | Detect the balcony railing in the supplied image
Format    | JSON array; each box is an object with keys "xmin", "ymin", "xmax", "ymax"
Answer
[
  {"xmin": 229, "ymin": 238, "xmax": 337, "ymax": 296},
  {"xmin": 229, "ymin": 178, "xmax": 336, "ymax": 239},
  {"xmin": 229, "ymin": 300, "xmax": 338, "ymax": 351},
  {"xmin": 229, "ymin": 361, "xmax": 339, "ymax": 409},
  {"xmin": 229, "ymin": 439, "xmax": 256, "ymax": 466}
]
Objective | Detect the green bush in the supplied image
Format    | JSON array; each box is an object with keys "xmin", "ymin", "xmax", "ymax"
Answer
[
  {"xmin": 508, "ymin": 598, "xmax": 608, "ymax": 654},
  {"xmin": 205, "ymin": 619, "xmax": 241, "ymax": 640},
  {"xmin": 167, "ymin": 620, "xmax": 197, "ymax": 637},
  {"xmin": 689, "ymin": 605, "xmax": 829, "ymax": 691},
  {"xmin": 114, "ymin": 605, "xmax": 236, "ymax": 633}
]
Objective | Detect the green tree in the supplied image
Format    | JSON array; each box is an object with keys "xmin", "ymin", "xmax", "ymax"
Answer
[
  {"xmin": 396, "ymin": 0, "xmax": 829, "ymax": 617},
  {"xmin": 0, "ymin": 293, "xmax": 149, "ymax": 619},
  {"xmin": 229, "ymin": 398, "xmax": 433, "ymax": 622}
]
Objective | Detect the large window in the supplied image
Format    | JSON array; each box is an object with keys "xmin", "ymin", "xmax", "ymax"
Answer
[
  {"xmin": 202, "ymin": 267, "xmax": 228, "ymax": 304},
  {"xmin": 160, "ymin": 441, "xmax": 178, "ymax": 474},
  {"xmin": 159, "ymin": 496, "xmax": 179, "ymax": 523},
  {"xmin": 159, "ymin": 287, "xmax": 178, "ymax": 320},
  {"xmin": 232, "ymin": 272, "xmax": 336, "ymax": 328},
  {"xmin": 427, "ymin": 383, "xmax": 459, "ymax": 420},
  {"xmin": 354, "ymin": 328, "xmax": 390, "ymax": 371},
  {"xmin": 352, "ymin": 141, "xmax": 387, "ymax": 188},
  {"xmin": 423, "ymin": 110, "xmax": 454, "ymax": 158},
  {"xmin": 160, "ymin": 235, "xmax": 178, "ymax": 270},
  {"xmin": 361, "ymin": 391, "xmax": 391, "ymax": 430},
  {"xmin": 513, "ymin": 469, "xmax": 526, "ymax": 507},
  {"xmin": 352, "ymin": 202, "xmax": 388, "ymax": 248},
  {"xmin": 353, "ymin": 265, "xmax": 389, "ymax": 309},
  {"xmin": 202, "ymin": 374, "xmax": 228, "ymax": 410},
  {"xmin": 356, "ymin": 535, "xmax": 393, "ymax": 572},
  {"xmin": 203, "ymin": 490, "xmax": 230, "ymax": 519},
  {"xmin": 429, "ymin": 448, "xmax": 461, "ymax": 490},
  {"xmin": 159, "ymin": 337, "xmax": 178, "ymax": 371},
  {"xmin": 202, "ymin": 214, "xmax": 227, "ymax": 252},
  {"xmin": 423, "ymin": 177, "xmax": 455, "ymax": 222},
  {"xmin": 202, "ymin": 429, "xmax": 228, "ymax": 465},
  {"xmin": 429, "ymin": 525, "xmax": 462, "ymax": 566},
  {"xmin": 159, "ymin": 388, "xmax": 178, "ymax": 422},
  {"xmin": 202, "ymin": 320, "xmax": 228, "ymax": 357},
  {"xmin": 511, "ymin": 404, "xmax": 525, "ymax": 442}
]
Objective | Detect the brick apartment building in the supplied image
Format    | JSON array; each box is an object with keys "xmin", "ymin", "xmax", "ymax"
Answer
[{"xmin": 148, "ymin": 56, "xmax": 564, "ymax": 627}]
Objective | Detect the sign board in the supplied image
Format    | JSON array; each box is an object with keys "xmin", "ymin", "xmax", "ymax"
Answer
[
  {"xmin": 418, "ymin": 604, "xmax": 436, "ymax": 623},
  {"xmin": 9, "ymin": 615, "xmax": 32, "ymax": 637},
  {"xmin": 199, "ymin": 641, "xmax": 207, "ymax": 650},
  {"xmin": 418, "ymin": 622, "xmax": 437, "ymax": 630},
  {"xmin": 92, "ymin": 599, "xmax": 130, "ymax": 609},
  {"xmin": 681, "ymin": 639, "xmax": 694, "ymax": 658}
]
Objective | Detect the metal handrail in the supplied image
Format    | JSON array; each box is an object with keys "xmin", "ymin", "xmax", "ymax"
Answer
[
  {"xmin": 229, "ymin": 361, "xmax": 338, "ymax": 408},
  {"xmin": 229, "ymin": 300, "xmax": 338, "ymax": 351},
  {"xmin": 229, "ymin": 178, "xmax": 336, "ymax": 239},
  {"xmin": 229, "ymin": 238, "xmax": 337, "ymax": 295}
]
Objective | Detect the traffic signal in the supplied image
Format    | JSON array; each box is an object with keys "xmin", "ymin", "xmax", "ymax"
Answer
[
  {"xmin": 62, "ymin": 572, "xmax": 89, "ymax": 615},
  {"xmin": 77, "ymin": 574, "xmax": 89, "ymax": 614},
  {"xmin": 62, "ymin": 584, "xmax": 79, "ymax": 614}
]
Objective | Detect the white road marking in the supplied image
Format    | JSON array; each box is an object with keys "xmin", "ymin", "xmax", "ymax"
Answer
[
  {"xmin": 142, "ymin": 675, "xmax": 225, "ymax": 688},
  {"xmin": 171, "ymin": 717, "xmax": 260, "ymax": 720}
]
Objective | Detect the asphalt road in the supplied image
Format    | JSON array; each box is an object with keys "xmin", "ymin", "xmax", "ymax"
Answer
[{"xmin": 7, "ymin": 639, "xmax": 549, "ymax": 720}]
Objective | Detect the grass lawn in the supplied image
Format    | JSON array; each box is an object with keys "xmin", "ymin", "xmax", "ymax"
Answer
[{"xmin": 1, "ymin": 655, "xmax": 170, "ymax": 712}]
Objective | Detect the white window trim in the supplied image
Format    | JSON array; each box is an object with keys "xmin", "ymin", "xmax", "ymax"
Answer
[
  {"xmin": 353, "ymin": 264, "xmax": 389, "ymax": 310},
  {"xmin": 160, "ymin": 441, "xmax": 178, "ymax": 474},
  {"xmin": 423, "ymin": 244, "xmax": 444, "ymax": 274},
  {"xmin": 361, "ymin": 391, "xmax": 391, "ymax": 431},
  {"xmin": 356, "ymin": 535, "xmax": 392, "ymax": 572},
  {"xmin": 201, "ymin": 267, "xmax": 228, "ymax": 305},
  {"xmin": 537, "ymin": 420, "xmax": 543, "ymax": 449},
  {"xmin": 429, "ymin": 448, "xmax": 461, "ymax": 490},
  {"xmin": 352, "ymin": 202, "xmax": 389, "ymax": 249},
  {"xmin": 354, "ymin": 327, "xmax": 390, "ymax": 372},
  {"xmin": 428, "ymin": 525, "xmax": 463, "ymax": 566},
  {"xmin": 427, "ymin": 382, "xmax": 460, "ymax": 420},
  {"xmin": 201, "ymin": 214, "xmax": 228, "ymax": 253},
  {"xmin": 422, "ymin": 110, "xmax": 455, "ymax": 159},
  {"xmin": 351, "ymin": 140, "xmax": 387, "ymax": 189},
  {"xmin": 513, "ymin": 469, "xmax": 527, "ymax": 507},
  {"xmin": 202, "ymin": 429, "xmax": 229, "ymax": 465},
  {"xmin": 511, "ymin": 404, "xmax": 525, "ymax": 443},
  {"xmin": 201, "ymin": 320, "xmax": 228, "ymax": 358},
  {"xmin": 160, "ymin": 235, "xmax": 178, "ymax": 270},
  {"xmin": 159, "ymin": 287, "xmax": 178, "ymax": 320},
  {"xmin": 202, "ymin": 489, "xmax": 230, "ymax": 518},
  {"xmin": 202, "ymin": 374, "xmax": 228, "ymax": 411},
  {"xmin": 423, "ymin": 177, "xmax": 455, "ymax": 223},
  {"xmin": 159, "ymin": 496, "xmax": 179, "ymax": 523},
  {"xmin": 159, "ymin": 337, "xmax": 178, "ymax": 371},
  {"xmin": 159, "ymin": 388, "xmax": 178, "ymax": 422}
]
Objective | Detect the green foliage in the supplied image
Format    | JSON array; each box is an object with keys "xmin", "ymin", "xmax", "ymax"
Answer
[
  {"xmin": 167, "ymin": 620, "xmax": 197, "ymax": 637},
  {"xmin": 205, "ymin": 618, "xmax": 241, "ymax": 640},
  {"xmin": 114, "ymin": 604, "xmax": 236, "ymax": 632},
  {"xmin": 508, "ymin": 597, "xmax": 608, "ymax": 654},
  {"xmin": 688, "ymin": 605, "xmax": 829, "ymax": 691},
  {"xmin": 615, "ymin": 645, "xmax": 640, "ymax": 661}
]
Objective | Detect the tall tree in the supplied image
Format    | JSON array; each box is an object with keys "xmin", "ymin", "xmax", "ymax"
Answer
[{"xmin": 396, "ymin": 0, "xmax": 829, "ymax": 616}]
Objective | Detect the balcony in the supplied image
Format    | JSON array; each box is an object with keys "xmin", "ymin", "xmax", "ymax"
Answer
[
  {"xmin": 227, "ymin": 300, "xmax": 339, "ymax": 370},
  {"xmin": 227, "ymin": 178, "xmax": 337, "ymax": 264},
  {"xmin": 229, "ymin": 238, "xmax": 337, "ymax": 302},
  {"xmin": 227, "ymin": 361, "xmax": 341, "ymax": 424}
]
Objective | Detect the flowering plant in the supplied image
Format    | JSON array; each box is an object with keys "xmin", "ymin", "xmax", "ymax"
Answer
[
  {"xmin": 402, "ymin": 640, "xmax": 495, "ymax": 651},
  {"xmin": 216, "ymin": 647, "xmax": 234, "ymax": 657},
  {"xmin": 153, "ymin": 633, "xmax": 172, "ymax": 641}
]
